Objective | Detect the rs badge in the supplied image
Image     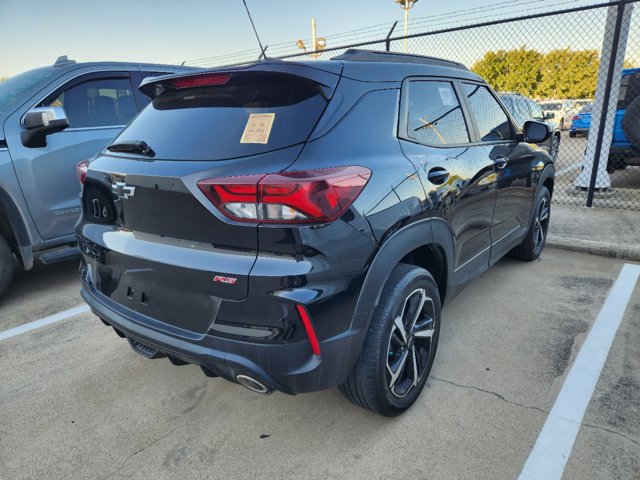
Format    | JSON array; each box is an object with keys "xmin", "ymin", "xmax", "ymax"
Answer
[{"xmin": 213, "ymin": 275, "xmax": 237, "ymax": 285}]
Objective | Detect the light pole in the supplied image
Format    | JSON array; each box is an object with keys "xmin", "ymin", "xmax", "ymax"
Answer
[
  {"xmin": 296, "ymin": 17, "xmax": 327, "ymax": 60},
  {"xmin": 395, "ymin": 0, "xmax": 419, "ymax": 53}
]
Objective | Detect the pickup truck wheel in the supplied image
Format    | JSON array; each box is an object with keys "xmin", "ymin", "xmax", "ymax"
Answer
[
  {"xmin": 510, "ymin": 186, "xmax": 551, "ymax": 261},
  {"xmin": 0, "ymin": 234, "xmax": 16, "ymax": 299},
  {"xmin": 339, "ymin": 264, "xmax": 441, "ymax": 416}
]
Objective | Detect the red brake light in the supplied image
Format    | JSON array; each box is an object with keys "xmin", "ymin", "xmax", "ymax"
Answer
[
  {"xmin": 197, "ymin": 166, "xmax": 371, "ymax": 224},
  {"xmin": 168, "ymin": 73, "xmax": 232, "ymax": 89},
  {"xmin": 295, "ymin": 304, "xmax": 321, "ymax": 356},
  {"xmin": 573, "ymin": 115, "xmax": 580, "ymax": 121},
  {"xmin": 76, "ymin": 160, "xmax": 89, "ymax": 185}
]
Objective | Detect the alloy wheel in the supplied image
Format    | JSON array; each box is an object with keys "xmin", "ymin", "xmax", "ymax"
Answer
[
  {"xmin": 533, "ymin": 196, "xmax": 550, "ymax": 253},
  {"xmin": 386, "ymin": 288, "xmax": 436, "ymax": 398}
]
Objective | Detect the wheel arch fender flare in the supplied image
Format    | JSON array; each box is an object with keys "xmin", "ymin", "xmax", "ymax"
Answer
[
  {"xmin": 0, "ymin": 188, "xmax": 33, "ymax": 269},
  {"xmin": 349, "ymin": 217, "xmax": 454, "ymax": 349},
  {"xmin": 529, "ymin": 164, "xmax": 555, "ymax": 225}
]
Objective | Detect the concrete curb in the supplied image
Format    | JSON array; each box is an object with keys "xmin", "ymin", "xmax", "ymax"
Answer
[{"xmin": 546, "ymin": 235, "xmax": 640, "ymax": 263}]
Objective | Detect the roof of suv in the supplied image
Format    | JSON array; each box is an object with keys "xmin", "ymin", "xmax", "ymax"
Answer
[
  {"xmin": 324, "ymin": 49, "xmax": 482, "ymax": 82},
  {"xmin": 141, "ymin": 49, "xmax": 482, "ymax": 94}
]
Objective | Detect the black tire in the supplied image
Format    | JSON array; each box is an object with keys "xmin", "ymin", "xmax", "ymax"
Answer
[
  {"xmin": 510, "ymin": 186, "xmax": 551, "ymax": 261},
  {"xmin": 569, "ymin": 131, "xmax": 576, "ymax": 138},
  {"xmin": 339, "ymin": 264, "xmax": 441, "ymax": 416},
  {"xmin": 607, "ymin": 153, "xmax": 626, "ymax": 174},
  {"xmin": 0, "ymin": 234, "xmax": 15, "ymax": 299},
  {"xmin": 622, "ymin": 96, "xmax": 640, "ymax": 150}
]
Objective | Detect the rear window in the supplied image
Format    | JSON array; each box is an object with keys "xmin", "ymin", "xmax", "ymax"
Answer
[
  {"xmin": 110, "ymin": 72, "xmax": 327, "ymax": 161},
  {"xmin": 578, "ymin": 104, "xmax": 593, "ymax": 114},
  {"xmin": 542, "ymin": 102, "xmax": 561, "ymax": 110},
  {"xmin": 618, "ymin": 71, "xmax": 640, "ymax": 109}
]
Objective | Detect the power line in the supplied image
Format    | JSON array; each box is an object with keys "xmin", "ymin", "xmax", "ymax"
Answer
[{"xmin": 181, "ymin": 0, "xmax": 592, "ymax": 66}]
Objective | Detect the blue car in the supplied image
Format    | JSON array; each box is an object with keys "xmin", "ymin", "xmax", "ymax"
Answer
[
  {"xmin": 568, "ymin": 103, "xmax": 592, "ymax": 137},
  {"xmin": 569, "ymin": 68, "xmax": 640, "ymax": 172}
]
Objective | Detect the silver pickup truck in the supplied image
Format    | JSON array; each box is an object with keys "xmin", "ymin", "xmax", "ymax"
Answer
[{"xmin": 0, "ymin": 56, "xmax": 195, "ymax": 298}]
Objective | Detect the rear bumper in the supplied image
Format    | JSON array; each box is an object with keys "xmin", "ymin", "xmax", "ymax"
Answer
[{"xmin": 81, "ymin": 279, "xmax": 368, "ymax": 395}]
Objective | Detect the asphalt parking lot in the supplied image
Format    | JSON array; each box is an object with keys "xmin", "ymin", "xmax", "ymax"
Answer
[{"xmin": 1, "ymin": 247, "xmax": 639, "ymax": 480}]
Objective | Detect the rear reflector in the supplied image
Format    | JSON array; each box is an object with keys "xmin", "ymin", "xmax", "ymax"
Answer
[
  {"xmin": 77, "ymin": 160, "xmax": 89, "ymax": 185},
  {"xmin": 197, "ymin": 166, "xmax": 371, "ymax": 224},
  {"xmin": 295, "ymin": 304, "xmax": 321, "ymax": 356},
  {"xmin": 167, "ymin": 73, "xmax": 232, "ymax": 89}
]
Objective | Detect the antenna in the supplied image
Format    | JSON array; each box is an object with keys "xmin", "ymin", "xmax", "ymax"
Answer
[{"xmin": 242, "ymin": 0, "xmax": 266, "ymax": 58}]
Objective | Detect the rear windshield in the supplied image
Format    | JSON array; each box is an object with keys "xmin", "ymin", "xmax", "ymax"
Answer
[
  {"xmin": 110, "ymin": 72, "xmax": 327, "ymax": 161},
  {"xmin": 578, "ymin": 103, "xmax": 593, "ymax": 113}
]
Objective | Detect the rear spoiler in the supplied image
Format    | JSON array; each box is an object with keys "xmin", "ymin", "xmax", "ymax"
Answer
[{"xmin": 139, "ymin": 60, "xmax": 343, "ymax": 100}]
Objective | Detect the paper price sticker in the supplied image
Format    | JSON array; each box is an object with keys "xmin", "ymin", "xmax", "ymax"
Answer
[
  {"xmin": 240, "ymin": 113, "xmax": 275, "ymax": 144},
  {"xmin": 438, "ymin": 87, "xmax": 455, "ymax": 106}
]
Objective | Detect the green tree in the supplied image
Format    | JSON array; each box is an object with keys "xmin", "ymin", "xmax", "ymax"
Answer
[
  {"xmin": 537, "ymin": 49, "xmax": 600, "ymax": 99},
  {"xmin": 472, "ymin": 47, "xmax": 610, "ymax": 99},
  {"xmin": 471, "ymin": 47, "xmax": 543, "ymax": 96}
]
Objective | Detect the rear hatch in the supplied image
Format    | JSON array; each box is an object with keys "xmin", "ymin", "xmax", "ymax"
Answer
[{"xmin": 80, "ymin": 63, "xmax": 342, "ymax": 333}]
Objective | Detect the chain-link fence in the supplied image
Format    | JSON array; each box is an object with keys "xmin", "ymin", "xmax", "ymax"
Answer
[{"xmin": 187, "ymin": 0, "xmax": 640, "ymax": 210}]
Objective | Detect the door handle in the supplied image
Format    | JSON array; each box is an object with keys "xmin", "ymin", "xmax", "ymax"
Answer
[
  {"xmin": 494, "ymin": 157, "xmax": 508, "ymax": 169},
  {"xmin": 427, "ymin": 167, "xmax": 450, "ymax": 185}
]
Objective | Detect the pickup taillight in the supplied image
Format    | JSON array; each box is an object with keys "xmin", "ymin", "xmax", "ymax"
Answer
[{"xmin": 76, "ymin": 160, "xmax": 89, "ymax": 185}]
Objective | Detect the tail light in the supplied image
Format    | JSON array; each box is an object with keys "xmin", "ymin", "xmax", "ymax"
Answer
[
  {"xmin": 77, "ymin": 160, "xmax": 89, "ymax": 185},
  {"xmin": 168, "ymin": 73, "xmax": 232, "ymax": 89},
  {"xmin": 197, "ymin": 166, "xmax": 371, "ymax": 224},
  {"xmin": 573, "ymin": 115, "xmax": 580, "ymax": 121}
]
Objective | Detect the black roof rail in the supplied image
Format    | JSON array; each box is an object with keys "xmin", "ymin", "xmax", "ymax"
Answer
[
  {"xmin": 331, "ymin": 49, "xmax": 468, "ymax": 71},
  {"xmin": 53, "ymin": 55, "xmax": 76, "ymax": 67}
]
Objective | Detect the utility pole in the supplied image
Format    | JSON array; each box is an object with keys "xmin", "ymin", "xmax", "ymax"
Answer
[
  {"xmin": 395, "ymin": 0, "xmax": 420, "ymax": 53},
  {"xmin": 296, "ymin": 17, "xmax": 327, "ymax": 60}
]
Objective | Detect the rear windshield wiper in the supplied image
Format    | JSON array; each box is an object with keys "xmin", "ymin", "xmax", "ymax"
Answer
[{"xmin": 107, "ymin": 140, "xmax": 155, "ymax": 157}]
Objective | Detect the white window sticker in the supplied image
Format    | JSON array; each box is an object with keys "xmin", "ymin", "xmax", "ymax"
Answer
[
  {"xmin": 240, "ymin": 113, "xmax": 275, "ymax": 144},
  {"xmin": 438, "ymin": 87, "xmax": 455, "ymax": 106}
]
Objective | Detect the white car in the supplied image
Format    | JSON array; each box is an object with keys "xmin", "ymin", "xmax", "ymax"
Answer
[
  {"xmin": 539, "ymin": 100, "xmax": 564, "ymax": 129},
  {"xmin": 540, "ymin": 99, "xmax": 593, "ymax": 130}
]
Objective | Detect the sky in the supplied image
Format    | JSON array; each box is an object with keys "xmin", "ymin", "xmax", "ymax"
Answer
[{"xmin": 0, "ymin": 0, "xmax": 630, "ymax": 77}]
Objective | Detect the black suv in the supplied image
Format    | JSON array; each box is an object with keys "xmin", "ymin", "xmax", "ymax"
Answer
[{"xmin": 77, "ymin": 50, "xmax": 555, "ymax": 416}]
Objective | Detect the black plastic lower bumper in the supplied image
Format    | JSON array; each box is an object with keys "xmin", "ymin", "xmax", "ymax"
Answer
[{"xmin": 81, "ymin": 283, "xmax": 368, "ymax": 395}]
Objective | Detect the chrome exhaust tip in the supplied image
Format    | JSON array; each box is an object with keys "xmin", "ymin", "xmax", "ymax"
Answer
[{"xmin": 236, "ymin": 374, "xmax": 271, "ymax": 395}]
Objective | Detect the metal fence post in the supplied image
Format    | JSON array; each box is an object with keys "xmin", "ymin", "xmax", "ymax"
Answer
[
  {"xmin": 575, "ymin": 1, "xmax": 634, "ymax": 206},
  {"xmin": 386, "ymin": 21, "xmax": 398, "ymax": 51}
]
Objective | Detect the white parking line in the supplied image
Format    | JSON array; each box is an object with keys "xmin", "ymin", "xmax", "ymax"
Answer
[
  {"xmin": 518, "ymin": 263, "xmax": 640, "ymax": 480},
  {"xmin": 0, "ymin": 304, "xmax": 90, "ymax": 342}
]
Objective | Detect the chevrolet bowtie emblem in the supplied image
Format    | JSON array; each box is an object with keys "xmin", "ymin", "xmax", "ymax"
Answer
[{"xmin": 112, "ymin": 181, "xmax": 136, "ymax": 199}]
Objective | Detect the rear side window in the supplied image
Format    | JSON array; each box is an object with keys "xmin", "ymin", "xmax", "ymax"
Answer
[
  {"xmin": 462, "ymin": 84, "xmax": 514, "ymax": 142},
  {"xmin": 405, "ymin": 80, "xmax": 469, "ymax": 146},
  {"xmin": 46, "ymin": 78, "xmax": 136, "ymax": 128},
  {"xmin": 112, "ymin": 72, "xmax": 327, "ymax": 161},
  {"xmin": 618, "ymin": 72, "xmax": 640, "ymax": 109}
]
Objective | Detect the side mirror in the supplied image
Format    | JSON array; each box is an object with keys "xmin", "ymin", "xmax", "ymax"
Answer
[
  {"xmin": 545, "ymin": 111, "xmax": 555, "ymax": 119},
  {"xmin": 523, "ymin": 120, "xmax": 552, "ymax": 144},
  {"xmin": 21, "ymin": 107, "xmax": 69, "ymax": 148}
]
